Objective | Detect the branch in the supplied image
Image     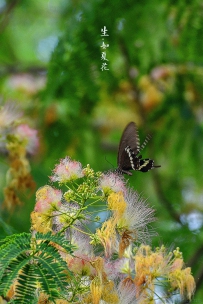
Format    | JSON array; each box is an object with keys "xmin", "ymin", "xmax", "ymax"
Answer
[
  {"xmin": 151, "ymin": 169, "xmax": 182, "ymax": 224},
  {"xmin": 118, "ymin": 36, "xmax": 146, "ymax": 124},
  {"xmin": 0, "ymin": 0, "xmax": 19, "ymax": 33},
  {"xmin": 0, "ymin": 65, "xmax": 47, "ymax": 76},
  {"xmin": 194, "ymin": 266, "xmax": 203, "ymax": 294},
  {"xmin": 187, "ymin": 244, "xmax": 203, "ymax": 268}
]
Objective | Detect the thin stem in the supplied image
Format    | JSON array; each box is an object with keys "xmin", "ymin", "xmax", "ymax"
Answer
[
  {"xmin": 72, "ymin": 226, "xmax": 91, "ymax": 237},
  {"xmin": 85, "ymin": 208, "xmax": 108, "ymax": 216},
  {"xmin": 146, "ymin": 286, "xmax": 166, "ymax": 303}
]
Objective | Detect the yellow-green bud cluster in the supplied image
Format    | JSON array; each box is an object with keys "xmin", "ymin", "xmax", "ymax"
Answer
[
  {"xmin": 83, "ymin": 164, "xmax": 95, "ymax": 178},
  {"xmin": 64, "ymin": 189, "xmax": 75, "ymax": 201},
  {"xmin": 173, "ymin": 247, "xmax": 182, "ymax": 259}
]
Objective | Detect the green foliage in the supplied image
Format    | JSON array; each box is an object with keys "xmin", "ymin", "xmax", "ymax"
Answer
[
  {"xmin": 0, "ymin": 232, "xmax": 74, "ymax": 303},
  {"xmin": 1, "ymin": 0, "xmax": 203, "ymax": 301},
  {"xmin": 47, "ymin": 0, "xmax": 203, "ymax": 96}
]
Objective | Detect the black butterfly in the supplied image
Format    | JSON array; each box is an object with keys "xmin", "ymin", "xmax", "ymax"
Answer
[{"xmin": 117, "ymin": 122, "xmax": 161, "ymax": 175}]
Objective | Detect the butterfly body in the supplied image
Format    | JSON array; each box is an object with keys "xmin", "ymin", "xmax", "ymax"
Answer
[{"xmin": 117, "ymin": 122, "xmax": 160, "ymax": 175}]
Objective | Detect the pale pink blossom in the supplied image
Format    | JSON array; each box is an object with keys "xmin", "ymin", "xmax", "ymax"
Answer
[
  {"xmin": 0, "ymin": 102, "xmax": 22, "ymax": 128},
  {"xmin": 151, "ymin": 65, "xmax": 173, "ymax": 80},
  {"xmin": 71, "ymin": 229, "xmax": 94, "ymax": 257},
  {"xmin": 104, "ymin": 258, "xmax": 127, "ymax": 281},
  {"xmin": 67, "ymin": 254, "xmax": 96, "ymax": 277},
  {"xmin": 117, "ymin": 280, "xmax": 137, "ymax": 304},
  {"xmin": 51, "ymin": 203, "xmax": 79, "ymax": 232},
  {"xmin": 15, "ymin": 124, "xmax": 39, "ymax": 154},
  {"xmin": 98, "ymin": 172, "xmax": 127, "ymax": 195},
  {"xmin": 118, "ymin": 189, "xmax": 156, "ymax": 243},
  {"xmin": 34, "ymin": 185, "xmax": 62, "ymax": 213},
  {"xmin": 53, "ymin": 203, "xmax": 93, "ymax": 254},
  {"xmin": 50, "ymin": 157, "xmax": 84, "ymax": 183},
  {"xmin": 7, "ymin": 73, "xmax": 46, "ymax": 95}
]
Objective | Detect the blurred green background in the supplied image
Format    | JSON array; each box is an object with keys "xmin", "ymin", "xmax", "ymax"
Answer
[{"xmin": 0, "ymin": 0, "xmax": 203, "ymax": 302}]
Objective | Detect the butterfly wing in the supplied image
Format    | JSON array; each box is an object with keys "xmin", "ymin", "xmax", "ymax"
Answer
[
  {"xmin": 117, "ymin": 122, "xmax": 161, "ymax": 174},
  {"xmin": 137, "ymin": 159, "xmax": 161, "ymax": 172},
  {"xmin": 117, "ymin": 149, "xmax": 139, "ymax": 175},
  {"xmin": 117, "ymin": 122, "xmax": 140, "ymax": 171}
]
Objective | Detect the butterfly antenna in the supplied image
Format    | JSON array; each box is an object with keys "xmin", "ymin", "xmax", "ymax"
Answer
[
  {"xmin": 105, "ymin": 156, "xmax": 114, "ymax": 169},
  {"xmin": 136, "ymin": 128, "xmax": 140, "ymax": 152},
  {"xmin": 139, "ymin": 134, "xmax": 152, "ymax": 152},
  {"xmin": 153, "ymin": 165, "xmax": 161, "ymax": 168}
]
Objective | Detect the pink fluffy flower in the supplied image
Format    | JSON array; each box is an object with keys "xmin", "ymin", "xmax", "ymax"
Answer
[
  {"xmin": 34, "ymin": 185, "xmax": 62, "ymax": 213},
  {"xmin": 0, "ymin": 102, "xmax": 22, "ymax": 128},
  {"xmin": 104, "ymin": 258, "xmax": 126, "ymax": 281},
  {"xmin": 50, "ymin": 157, "xmax": 84, "ymax": 183},
  {"xmin": 67, "ymin": 254, "xmax": 96, "ymax": 277},
  {"xmin": 117, "ymin": 279, "xmax": 137, "ymax": 304},
  {"xmin": 15, "ymin": 124, "xmax": 39, "ymax": 154},
  {"xmin": 98, "ymin": 172, "xmax": 127, "ymax": 196},
  {"xmin": 121, "ymin": 189, "xmax": 156, "ymax": 243}
]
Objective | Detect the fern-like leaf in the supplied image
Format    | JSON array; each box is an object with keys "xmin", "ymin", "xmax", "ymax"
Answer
[
  {"xmin": 0, "ymin": 233, "xmax": 32, "ymax": 280},
  {"xmin": 14, "ymin": 264, "xmax": 38, "ymax": 304},
  {"xmin": 0, "ymin": 232, "xmax": 75, "ymax": 302}
]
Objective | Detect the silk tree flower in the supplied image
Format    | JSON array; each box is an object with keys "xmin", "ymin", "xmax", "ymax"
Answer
[
  {"xmin": 169, "ymin": 267, "xmax": 195, "ymax": 300},
  {"xmin": 116, "ymin": 279, "xmax": 137, "ymax": 304},
  {"xmin": 34, "ymin": 185, "xmax": 62, "ymax": 213},
  {"xmin": 50, "ymin": 157, "xmax": 84, "ymax": 183},
  {"xmin": 134, "ymin": 245, "xmax": 195, "ymax": 302},
  {"xmin": 7, "ymin": 73, "xmax": 46, "ymax": 95},
  {"xmin": 52, "ymin": 202, "xmax": 94, "ymax": 256},
  {"xmin": 53, "ymin": 202, "xmax": 81, "ymax": 228},
  {"xmin": 67, "ymin": 253, "xmax": 96, "ymax": 277},
  {"xmin": 90, "ymin": 278, "xmax": 118, "ymax": 304},
  {"xmin": 94, "ymin": 195, "xmax": 128, "ymax": 258},
  {"xmin": 98, "ymin": 172, "xmax": 127, "ymax": 196},
  {"xmin": 89, "ymin": 257, "xmax": 119, "ymax": 304},
  {"xmin": 104, "ymin": 258, "xmax": 127, "ymax": 282},
  {"xmin": 0, "ymin": 104, "xmax": 38, "ymax": 155},
  {"xmin": 117, "ymin": 189, "xmax": 156, "ymax": 246},
  {"xmin": 32, "ymin": 186, "xmax": 62, "ymax": 233},
  {"xmin": 134, "ymin": 245, "xmax": 169, "ymax": 291},
  {"xmin": 30, "ymin": 211, "xmax": 52, "ymax": 234},
  {"xmin": 95, "ymin": 190, "xmax": 155, "ymax": 257},
  {"xmin": 168, "ymin": 249, "xmax": 195, "ymax": 300},
  {"xmin": 0, "ymin": 102, "xmax": 22, "ymax": 128},
  {"xmin": 55, "ymin": 205, "xmax": 93, "ymax": 244},
  {"xmin": 95, "ymin": 216, "xmax": 119, "ymax": 257},
  {"xmin": 14, "ymin": 124, "xmax": 39, "ymax": 155},
  {"xmin": 0, "ymin": 102, "xmax": 22, "ymax": 153},
  {"xmin": 70, "ymin": 229, "xmax": 94, "ymax": 257},
  {"xmin": 107, "ymin": 191, "xmax": 127, "ymax": 217}
]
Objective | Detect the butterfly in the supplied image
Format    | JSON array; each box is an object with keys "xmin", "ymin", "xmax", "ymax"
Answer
[{"xmin": 117, "ymin": 122, "xmax": 161, "ymax": 175}]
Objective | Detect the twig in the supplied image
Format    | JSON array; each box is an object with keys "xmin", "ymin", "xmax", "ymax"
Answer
[
  {"xmin": 0, "ymin": 65, "xmax": 47, "ymax": 76},
  {"xmin": 152, "ymin": 169, "xmax": 182, "ymax": 223},
  {"xmin": 0, "ymin": 0, "xmax": 19, "ymax": 33}
]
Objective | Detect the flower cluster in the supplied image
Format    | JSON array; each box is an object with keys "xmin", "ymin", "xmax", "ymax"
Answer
[
  {"xmin": 50, "ymin": 156, "xmax": 84, "ymax": 183},
  {"xmin": 30, "ymin": 157, "xmax": 195, "ymax": 303},
  {"xmin": 0, "ymin": 102, "xmax": 39, "ymax": 209}
]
